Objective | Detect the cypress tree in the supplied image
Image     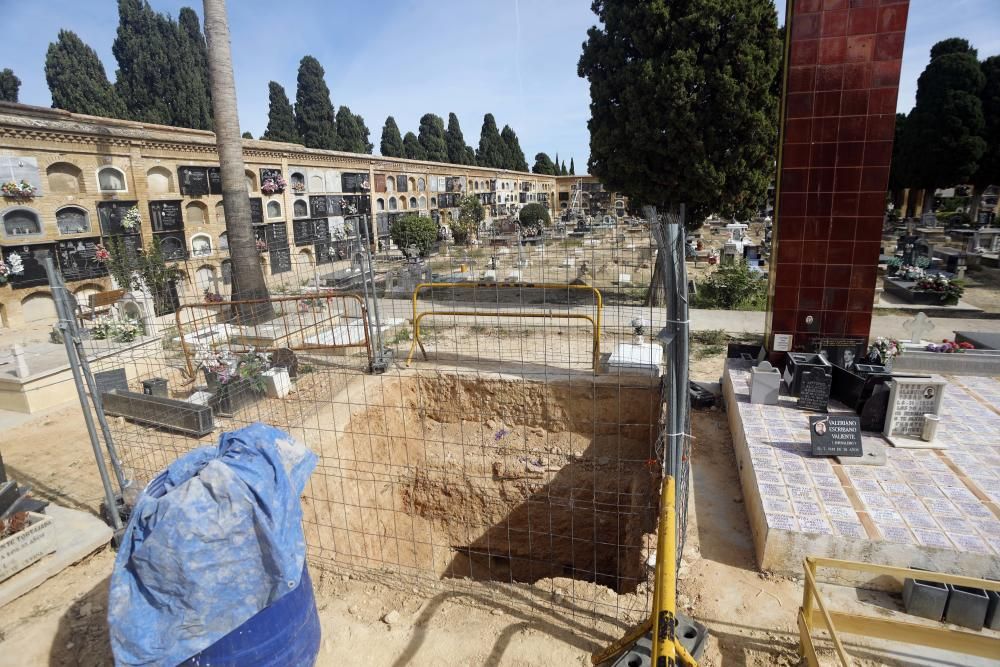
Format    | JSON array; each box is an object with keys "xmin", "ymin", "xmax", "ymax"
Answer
[
  {"xmin": 45, "ymin": 30, "xmax": 128, "ymax": 118},
  {"xmin": 464, "ymin": 146, "xmax": 476, "ymax": 165},
  {"xmin": 899, "ymin": 39, "xmax": 986, "ymax": 197},
  {"xmin": 561, "ymin": 160, "xmax": 568, "ymax": 176},
  {"xmin": 971, "ymin": 56, "xmax": 1000, "ymax": 220},
  {"xmin": 173, "ymin": 7, "xmax": 213, "ymax": 130},
  {"xmin": 380, "ymin": 116, "xmax": 404, "ymax": 157},
  {"xmin": 113, "ymin": 0, "xmax": 173, "ymax": 124},
  {"xmin": 476, "ymin": 113, "xmax": 504, "ymax": 168},
  {"xmin": 553, "ymin": 153, "xmax": 560, "ymax": 173},
  {"xmin": 418, "ymin": 113, "xmax": 449, "ymax": 162},
  {"xmin": 336, "ymin": 105, "xmax": 372, "ymax": 154},
  {"xmin": 403, "ymin": 132, "xmax": 427, "ymax": 161},
  {"xmin": 445, "ymin": 113, "xmax": 470, "ymax": 164},
  {"xmin": 578, "ymin": 0, "xmax": 782, "ymax": 224},
  {"xmin": 0, "ymin": 69, "xmax": 20, "ymax": 102},
  {"xmin": 263, "ymin": 81, "xmax": 299, "ymax": 142},
  {"xmin": 569, "ymin": 158, "xmax": 575, "ymax": 175},
  {"xmin": 294, "ymin": 55, "xmax": 338, "ymax": 150},
  {"xmin": 532, "ymin": 152, "xmax": 556, "ymax": 175},
  {"xmin": 353, "ymin": 110, "xmax": 373, "ymax": 153},
  {"xmin": 500, "ymin": 125, "xmax": 528, "ymax": 171}
]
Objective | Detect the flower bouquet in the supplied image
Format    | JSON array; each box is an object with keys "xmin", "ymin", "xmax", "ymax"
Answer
[
  {"xmin": 291, "ymin": 181, "xmax": 306, "ymax": 193},
  {"xmin": 261, "ymin": 176, "xmax": 287, "ymax": 195},
  {"xmin": 120, "ymin": 206, "xmax": 141, "ymax": 231},
  {"xmin": 866, "ymin": 337, "xmax": 901, "ymax": 367},
  {"xmin": 1, "ymin": 180, "xmax": 37, "ymax": 201},
  {"xmin": 926, "ymin": 339, "xmax": 974, "ymax": 353},
  {"xmin": 94, "ymin": 244, "xmax": 111, "ymax": 262},
  {"xmin": 0, "ymin": 252, "xmax": 24, "ymax": 285},
  {"xmin": 203, "ymin": 288, "xmax": 225, "ymax": 304},
  {"xmin": 916, "ymin": 275, "xmax": 964, "ymax": 305},
  {"xmin": 256, "ymin": 238, "xmax": 268, "ymax": 253}
]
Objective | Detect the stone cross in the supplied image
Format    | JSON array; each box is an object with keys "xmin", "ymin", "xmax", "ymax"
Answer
[{"xmin": 903, "ymin": 312, "xmax": 934, "ymax": 343}]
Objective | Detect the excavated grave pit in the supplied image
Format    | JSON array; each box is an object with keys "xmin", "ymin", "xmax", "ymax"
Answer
[{"xmin": 300, "ymin": 372, "xmax": 662, "ymax": 594}]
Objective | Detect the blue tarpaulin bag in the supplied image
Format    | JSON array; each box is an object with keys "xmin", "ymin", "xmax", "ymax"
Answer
[{"xmin": 108, "ymin": 423, "xmax": 317, "ymax": 666}]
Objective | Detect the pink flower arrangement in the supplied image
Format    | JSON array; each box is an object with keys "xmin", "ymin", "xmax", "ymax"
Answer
[
  {"xmin": 926, "ymin": 340, "xmax": 974, "ymax": 353},
  {"xmin": 95, "ymin": 244, "xmax": 111, "ymax": 262},
  {"xmin": 261, "ymin": 176, "xmax": 287, "ymax": 195}
]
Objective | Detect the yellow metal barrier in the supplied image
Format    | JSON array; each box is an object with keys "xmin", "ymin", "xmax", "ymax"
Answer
[
  {"xmin": 799, "ymin": 557, "xmax": 1000, "ymax": 666},
  {"xmin": 405, "ymin": 282, "xmax": 604, "ymax": 370},
  {"xmin": 591, "ymin": 475, "xmax": 698, "ymax": 667}
]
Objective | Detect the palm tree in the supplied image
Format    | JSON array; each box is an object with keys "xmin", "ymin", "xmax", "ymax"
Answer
[{"xmin": 202, "ymin": 0, "xmax": 272, "ymax": 323}]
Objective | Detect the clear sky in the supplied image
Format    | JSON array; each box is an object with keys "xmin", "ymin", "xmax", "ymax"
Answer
[{"xmin": 5, "ymin": 0, "xmax": 1000, "ymax": 172}]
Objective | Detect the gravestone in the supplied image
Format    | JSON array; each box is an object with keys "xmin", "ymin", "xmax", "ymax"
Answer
[
  {"xmin": 148, "ymin": 200, "xmax": 183, "ymax": 232},
  {"xmin": 271, "ymin": 348, "xmax": 299, "ymax": 378},
  {"xmin": 903, "ymin": 312, "xmax": 934, "ymax": 344},
  {"xmin": 5, "ymin": 244, "xmax": 55, "ymax": 289},
  {"xmin": 259, "ymin": 168, "xmax": 282, "ymax": 184},
  {"xmin": 57, "ymin": 239, "xmax": 107, "ymax": 281},
  {"xmin": 102, "ymin": 389, "xmax": 214, "ymax": 437},
  {"xmin": 94, "ymin": 368, "xmax": 129, "ymax": 396},
  {"xmin": 249, "ymin": 197, "xmax": 264, "ymax": 223},
  {"xmin": 882, "ymin": 376, "xmax": 948, "ymax": 448},
  {"xmin": 796, "ymin": 367, "xmax": 831, "ymax": 412},
  {"xmin": 814, "ymin": 338, "xmax": 866, "ymax": 369},
  {"xmin": 809, "ymin": 415, "xmax": 863, "ymax": 457},
  {"xmin": 97, "ymin": 201, "xmax": 141, "ymax": 236},
  {"xmin": 897, "ymin": 234, "xmax": 919, "ymax": 267},
  {"xmin": 207, "ymin": 167, "xmax": 223, "ymax": 194},
  {"xmin": 783, "ymin": 352, "xmax": 832, "ymax": 396},
  {"xmin": 269, "ymin": 247, "xmax": 292, "ymax": 275},
  {"xmin": 309, "ymin": 195, "xmax": 329, "ymax": 217},
  {"xmin": 750, "ymin": 361, "xmax": 781, "ymax": 405}
]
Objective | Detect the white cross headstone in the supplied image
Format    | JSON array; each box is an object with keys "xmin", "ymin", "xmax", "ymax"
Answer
[{"xmin": 903, "ymin": 311, "xmax": 934, "ymax": 343}]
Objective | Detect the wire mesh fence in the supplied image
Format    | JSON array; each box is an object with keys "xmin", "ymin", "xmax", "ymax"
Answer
[{"xmin": 70, "ymin": 213, "xmax": 684, "ymax": 628}]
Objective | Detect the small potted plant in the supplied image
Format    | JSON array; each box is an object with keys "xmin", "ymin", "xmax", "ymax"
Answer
[
  {"xmin": 1, "ymin": 180, "xmax": 37, "ymax": 201},
  {"xmin": 0, "ymin": 252, "xmax": 24, "ymax": 285}
]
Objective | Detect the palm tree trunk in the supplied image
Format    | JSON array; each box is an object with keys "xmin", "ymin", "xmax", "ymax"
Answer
[{"xmin": 203, "ymin": 0, "xmax": 272, "ymax": 324}]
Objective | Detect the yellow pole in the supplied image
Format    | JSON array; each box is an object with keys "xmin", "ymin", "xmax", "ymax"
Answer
[{"xmin": 651, "ymin": 475, "xmax": 678, "ymax": 666}]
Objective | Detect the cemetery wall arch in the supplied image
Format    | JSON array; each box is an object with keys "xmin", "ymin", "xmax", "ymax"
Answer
[
  {"xmin": 55, "ymin": 205, "xmax": 91, "ymax": 235},
  {"xmin": 46, "ymin": 162, "xmax": 84, "ymax": 194},
  {"xmin": 146, "ymin": 166, "xmax": 174, "ymax": 194},
  {"xmin": 96, "ymin": 166, "xmax": 127, "ymax": 192},
  {"xmin": 1, "ymin": 206, "xmax": 44, "ymax": 239},
  {"xmin": 20, "ymin": 292, "xmax": 57, "ymax": 323}
]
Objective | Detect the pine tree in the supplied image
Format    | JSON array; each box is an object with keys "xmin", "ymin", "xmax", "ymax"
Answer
[
  {"xmin": 380, "ymin": 116, "xmax": 404, "ymax": 157},
  {"xmin": 294, "ymin": 55, "xmax": 338, "ymax": 150},
  {"xmin": 45, "ymin": 30, "xmax": 128, "ymax": 118},
  {"xmin": 0, "ymin": 69, "xmax": 20, "ymax": 102},
  {"xmin": 500, "ymin": 125, "xmax": 528, "ymax": 171},
  {"xmin": 263, "ymin": 81, "xmax": 299, "ymax": 142},
  {"xmin": 445, "ymin": 113, "xmax": 471, "ymax": 164},
  {"xmin": 113, "ymin": 0, "xmax": 174, "ymax": 124},
  {"xmin": 899, "ymin": 38, "xmax": 986, "ymax": 197},
  {"xmin": 242, "ymin": 131, "xmax": 253, "ymax": 139},
  {"xmin": 569, "ymin": 158, "xmax": 575, "ymax": 175},
  {"xmin": 418, "ymin": 113, "xmax": 449, "ymax": 162},
  {"xmin": 173, "ymin": 7, "xmax": 213, "ymax": 130},
  {"xmin": 336, "ymin": 106, "xmax": 372, "ymax": 154},
  {"xmin": 476, "ymin": 113, "xmax": 504, "ymax": 168},
  {"xmin": 578, "ymin": 0, "xmax": 782, "ymax": 224},
  {"xmin": 532, "ymin": 152, "xmax": 556, "ymax": 175},
  {"xmin": 403, "ymin": 131, "xmax": 427, "ymax": 161}
]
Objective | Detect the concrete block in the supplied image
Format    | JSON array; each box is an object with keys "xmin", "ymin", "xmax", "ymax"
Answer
[
  {"xmin": 750, "ymin": 362, "xmax": 781, "ymax": 405},
  {"xmin": 903, "ymin": 577, "xmax": 948, "ymax": 621},
  {"xmin": 945, "ymin": 584, "xmax": 989, "ymax": 630},
  {"xmin": 986, "ymin": 588, "xmax": 1000, "ymax": 631},
  {"xmin": 262, "ymin": 367, "xmax": 291, "ymax": 399}
]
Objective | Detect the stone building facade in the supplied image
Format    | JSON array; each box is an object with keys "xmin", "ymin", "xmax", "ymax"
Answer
[
  {"xmin": 0, "ymin": 103, "xmax": 558, "ymax": 329},
  {"xmin": 554, "ymin": 175, "xmax": 626, "ymax": 220}
]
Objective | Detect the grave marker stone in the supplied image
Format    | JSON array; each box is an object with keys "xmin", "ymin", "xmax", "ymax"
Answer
[
  {"xmin": 882, "ymin": 376, "xmax": 948, "ymax": 448},
  {"xmin": 94, "ymin": 369, "xmax": 129, "ymax": 396},
  {"xmin": 903, "ymin": 312, "xmax": 934, "ymax": 343},
  {"xmin": 178, "ymin": 166, "xmax": 210, "ymax": 196},
  {"xmin": 148, "ymin": 200, "xmax": 183, "ymax": 232},
  {"xmin": 809, "ymin": 415, "xmax": 863, "ymax": 457},
  {"xmin": 249, "ymin": 197, "xmax": 264, "ymax": 223},
  {"xmin": 797, "ymin": 367, "xmax": 832, "ymax": 412}
]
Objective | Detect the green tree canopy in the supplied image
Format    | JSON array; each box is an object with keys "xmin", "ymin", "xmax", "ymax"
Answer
[
  {"xmin": 173, "ymin": 7, "xmax": 213, "ymax": 130},
  {"xmin": 45, "ymin": 30, "xmax": 128, "ymax": 118},
  {"xmin": 455, "ymin": 193, "xmax": 484, "ymax": 243},
  {"xmin": 403, "ymin": 131, "xmax": 426, "ymax": 160},
  {"xmin": 336, "ymin": 105, "xmax": 372, "ymax": 153},
  {"xmin": 263, "ymin": 81, "xmax": 299, "ymax": 142},
  {"xmin": 417, "ymin": 113, "xmax": 449, "ymax": 162},
  {"xmin": 464, "ymin": 146, "xmax": 476, "ymax": 165},
  {"xmin": 899, "ymin": 38, "xmax": 986, "ymax": 193},
  {"xmin": 445, "ymin": 113, "xmax": 473, "ymax": 164},
  {"xmin": 519, "ymin": 202, "xmax": 551, "ymax": 227},
  {"xmin": 578, "ymin": 0, "xmax": 781, "ymax": 225},
  {"xmin": 532, "ymin": 152, "xmax": 556, "ymax": 175},
  {"xmin": 380, "ymin": 116, "xmax": 404, "ymax": 157},
  {"xmin": 569, "ymin": 158, "xmax": 575, "ymax": 175},
  {"xmin": 113, "ymin": 0, "xmax": 174, "ymax": 124},
  {"xmin": 0, "ymin": 68, "xmax": 19, "ymax": 102},
  {"xmin": 241, "ymin": 131, "xmax": 253, "ymax": 139},
  {"xmin": 561, "ymin": 160, "xmax": 568, "ymax": 176},
  {"xmin": 500, "ymin": 125, "xmax": 528, "ymax": 171},
  {"xmin": 294, "ymin": 55, "xmax": 338, "ymax": 149},
  {"xmin": 888, "ymin": 112, "xmax": 908, "ymax": 194},
  {"xmin": 973, "ymin": 56, "xmax": 1000, "ymax": 194},
  {"xmin": 390, "ymin": 214, "xmax": 438, "ymax": 256},
  {"xmin": 476, "ymin": 113, "xmax": 505, "ymax": 168}
]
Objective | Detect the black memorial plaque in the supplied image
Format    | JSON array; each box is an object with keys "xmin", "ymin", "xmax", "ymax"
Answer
[
  {"xmin": 148, "ymin": 200, "xmax": 183, "ymax": 232},
  {"xmin": 56, "ymin": 239, "xmax": 108, "ymax": 281},
  {"xmin": 207, "ymin": 167, "xmax": 223, "ymax": 194},
  {"xmin": 260, "ymin": 168, "xmax": 283, "ymax": 184},
  {"xmin": 178, "ymin": 167, "xmax": 210, "ymax": 196},
  {"xmin": 814, "ymin": 337, "xmax": 866, "ymax": 370},
  {"xmin": 809, "ymin": 415, "xmax": 863, "ymax": 457},
  {"xmin": 314, "ymin": 242, "xmax": 332, "ymax": 265},
  {"xmin": 266, "ymin": 222, "xmax": 288, "ymax": 246},
  {"xmin": 253, "ymin": 224, "xmax": 267, "ymax": 248},
  {"xmin": 860, "ymin": 384, "xmax": 891, "ymax": 432},
  {"xmin": 326, "ymin": 196, "xmax": 343, "ymax": 216},
  {"xmin": 5, "ymin": 244, "xmax": 55, "ymax": 288},
  {"xmin": 155, "ymin": 232, "xmax": 187, "ymax": 260},
  {"xmin": 341, "ymin": 172, "xmax": 369, "ymax": 193},
  {"xmin": 249, "ymin": 197, "xmax": 264, "ymax": 224},
  {"xmin": 797, "ymin": 367, "xmax": 832, "ymax": 412},
  {"xmin": 97, "ymin": 201, "xmax": 141, "ymax": 236},
  {"xmin": 94, "ymin": 368, "xmax": 129, "ymax": 396},
  {"xmin": 269, "ymin": 246, "xmax": 292, "ymax": 275},
  {"xmin": 293, "ymin": 219, "xmax": 314, "ymax": 246},
  {"xmin": 309, "ymin": 195, "xmax": 329, "ymax": 217}
]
